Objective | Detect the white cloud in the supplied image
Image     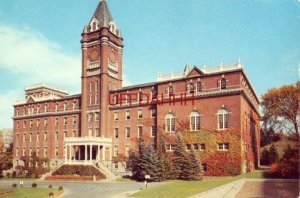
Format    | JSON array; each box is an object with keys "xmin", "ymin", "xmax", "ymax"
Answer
[
  {"xmin": 0, "ymin": 90, "xmax": 21, "ymax": 129},
  {"xmin": 0, "ymin": 24, "xmax": 81, "ymax": 92},
  {"xmin": 0, "ymin": 24, "xmax": 81, "ymax": 128}
]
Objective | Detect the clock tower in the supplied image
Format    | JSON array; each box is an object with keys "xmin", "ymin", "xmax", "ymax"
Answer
[{"xmin": 80, "ymin": 0, "xmax": 123, "ymax": 138}]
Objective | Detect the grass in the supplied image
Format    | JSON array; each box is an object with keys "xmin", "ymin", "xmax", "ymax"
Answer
[
  {"xmin": 129, "ymin": 171, "xmax": 267, "ymax": 198},
  {"xmin": 0, "ymin": 187, "xmax": 63, "ymax": 198},
  {"xmin": 115, "ymin": 177, "xmax": 137, "ymax": 183}
]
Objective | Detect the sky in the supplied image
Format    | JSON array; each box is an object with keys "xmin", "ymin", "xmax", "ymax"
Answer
[{"xmin": 0, "ymin": 0, "xmax": 299, "ymax": 128}]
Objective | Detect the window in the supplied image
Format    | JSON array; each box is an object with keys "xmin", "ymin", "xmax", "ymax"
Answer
[
  {"xmin": 44, "ymin": 118, "xmax": 48, "ymax": 128},
  {"xmin": 44, "ymin": 147, "xmax": 47, "ymax": 157},
  {"xmin": 88, "ymin": 128, "xmax": 92, "ymax": 136},
  {"xmin": 114, "ymin": 112, "xmax": 119, "ymax": 121},
  {"xmin": 55, "ymin": 132, "xmax": 58, "ymax": 141},
  {"xmin": 95, "ymin": 128, "xmax": 100, "ymax": 137},
  {"xmin": 22, "ymin": 148, "xmax": 26, "ymax": 156},
  {"xmin": 73, "ymin": 101, "xmax": 76, "ymax": 110},
  {"xmin": 55, "ymin": 147, "xmax": 58, "ymax": 157},
  {"xmin": 64, "ymin": 131, "xmax": 67, "ymax": 138},
  {"xmin": 44, "ymin": 133, "xmax": 48, "ymax": 141},
  {"xmin": 29, "ymin": 133, "xmax": 32, "ymax": 142},
  {"xmin": 218, "ymin": 109, "xmax": 229, "ymax": 129},
  {"xmin": 55, "ymin": 118, "xmax": 59, "ymax": 126},
  {"xmin": 88, "ymin": 114, "xmax": 93, "ymax": 122},
  {"xmin": 137, "ymin": 109, "xmax": 143, "ymax": 119},
  {"xmin": 125, "ymin": 110, "xmax": 130, "ymax": 120},
  {"xmin": 114, "ymin": 146, "xmax": 118, "ymax": 156},
  {"xmin": 63, "ymin": 102, "xmax": 67, "ymax": 111},
  {"xmin": 95, "ymin": 112, "xmax": 99, "ymax": 121},
  {"xmin": 73, "ymin": 116, "xmax": 77, "ymax": 125},
  {"xmin": 188, "ymin": 83, "xmax": 195, "ymax": 94},
  {"xmin": 36, "ymin": 119, "xmax": 40, "ymax": 128},
  {"xmin": 186, "ymin": 144, "xmax": 192, "ymax": 151},
  {"xmin": 114, "ymin": 128, "xmax": 119, "ymax": 138},
  {"xmin": 166, "ymin": 113, "xmax": 175, "ymax": 132},
  {"xmin": 168, "ymin": 85, "xmax": 174, "ymax": 95},
  {"xmin": 151, "ymin": 126, "xmax": 157, "ymax": 137},
  {"xmin": 166, "ymin": 144, "xmax": 175, "ymax": 151},
  {"xmin": 64, "ymin": 117, "xmax": 67, "ymax": 125},
  {"xmin": 23, "ymin": 121, "xmax": 26, "ymax": 128},
  {"xmin": 200, "ymin": 144, "xmax": 205, "ymax": 151},
  {"xmin": 92, "ymin": 22, "xmax": 97, "ymax": 31},
  {"xmin": 138, "ymin": 126, "xmax": 143, "ymax": 138},
  {"xmin": 30, "ymin": 120, "xmax": 33, "ymax": 128},
  {"xmin": 125, "ymin": 145, "xmax": 130, "ymax": 157},
  {"xmin": 37, "ymin": 133, "xmax": 39, "ymax": 141},
  {"xmin": 16, "ymin": 121, "xmax": 19, "ymax": 129},
  {"xmin": 36, "ymin": 148, "xmax": 40, "ymax": 156},
  {"xmin": 197, "ymin": 81, "xmax": 202, "ymax": 93},
  {"xmin": 201, "ymin": 163, "xmax": 207, "ymax": 172},
  {"xmin": 190, "ymin": 111, "xmax": 200, "ymax": 131},
  {"xmin": 55, "ymin": 103, "xmax": 59, "ymax": 112},
  {"xmin": 218, "ymin": 143, "xmax": 229, "ymax": 151},
  {"xmin": 23, "ymin": 134, "xmax": 26, "ymax": 142},
  {"xmin": 221, "ymin": 78, "xmax": 227, "ymax": 89},
  {"xmin": 151, "ymin": 108, "xmax": 156, "ymax": 118},
  {"xmin": 126, "ymin": 127, "xmax": 130, "ymax": 138}
]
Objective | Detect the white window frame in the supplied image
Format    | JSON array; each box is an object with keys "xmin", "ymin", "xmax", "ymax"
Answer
[
  {"xmin": 165, "ymin": 113, "xmax": 175, "ymax": 132},
  {"xmin": 218, "ymin": 109, "xmax": 229, "ymax": 130},
  {"xmin": 190, "ymin": 111, "xmax": 201, "ymax": 131},
  {"xmin": 218, "ymin": 143, "xmax": 229, "ymax": 151}
]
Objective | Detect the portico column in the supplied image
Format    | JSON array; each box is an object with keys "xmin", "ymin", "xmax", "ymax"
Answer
[
  {"xmin": 85, "ymin": 144, "xmax": 87, "ymax": 161},
  {"xmin": 102, "ymin": 146, "xmax": 106, "ymax": 161},
  {"xmin": 78, "ymin": 145, "xmax": 81, "ymax": 160},
  {"xmin": 109, "ymin": 145, "xmax": 112, "ymax": 161},
  {"xmin": 68, "ymin": 145, "xmax": 71, "ymax": 161},
  {"xmin": 64, "ymin": 145, "xmax": 67, "ymax": 161},
  {"xmin": 89, "ymin": 144, "xmax": 92, "ymax": 161},
  {"xmin": 97, "ymin": 145, "xmax": 100, "ymax": 161}
]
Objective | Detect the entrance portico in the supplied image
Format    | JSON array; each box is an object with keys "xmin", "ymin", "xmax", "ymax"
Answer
[{"xmin": 64, "ymin": 136, "xmax": 112, "ymax": 165}]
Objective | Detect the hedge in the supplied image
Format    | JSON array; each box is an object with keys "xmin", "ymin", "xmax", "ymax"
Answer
[{"xmin": 52, "ymin": 165, "xmax": 106, "ymax": 178}]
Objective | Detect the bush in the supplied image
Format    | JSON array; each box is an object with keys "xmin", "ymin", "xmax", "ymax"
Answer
[
  {"xmin": 32, "ymin": 183, "xmax": 37, "ymax": 188},
  {"xmin": 6, "ymin": 172, "xmax": 11, "ymax": 178},
  {"xmin": 224, "ymin": 163, "xmax": 241, "ymax": 176},
  {"xmin": 48, "ymin": 185, "xmax": 52, "ymax": 188},
  {"xmin": 58, "ymin": 186, "xmax": 63, "ymax": 191},
  {"xmin": 12, "ymin": 183, "xmax": 17, "ymax": 188},
  {"xmin": 12, "ymin": 171, "xmax": 17, "ymax": 178},
  {"xmin": 49, "ymin": 192, "xmax": 54, "ymax": 196},
  {"xmin": 52, "ymin": 165, "xmax": 106, "ymax": 178}
]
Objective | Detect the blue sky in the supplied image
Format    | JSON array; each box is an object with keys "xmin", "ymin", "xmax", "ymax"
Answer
[{"xmin": 0, "ymin": 0, "xmax": 299, "ymax": 128}]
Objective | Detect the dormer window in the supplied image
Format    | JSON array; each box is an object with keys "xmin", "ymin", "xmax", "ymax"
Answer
[
  {"xmin": 90, "ymin": 18, "xmax": 99, "ymax": 32},
  {"xmin": 221, "ymin": 78, "xmax": 227, "ymax": 89}
]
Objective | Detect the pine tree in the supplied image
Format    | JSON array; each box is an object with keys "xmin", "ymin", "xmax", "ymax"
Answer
[
  {"xmin": 137, "ymin": 144, "xmax": 162, "ymax": 181},
  {"xmin": 187, "ymin": 148, "xmax": 202, "ymax": 180},
  {"xmin": 269, "ymin": 144, "xmax": 279, "ymax": 164},
  {"xmin": 157, "ymin": 132, "xmax": 173, "ymax": 180},
  {"xmin": 260, "ymin": 148, "xmax": 270, "ymax": 165},
  {"xmin": 172, "ymin": 134, "xmax": 187, "ymax": 179},
  {"xmin": 126, "ymin": 151, "xmax": 139, "ymax": 178}
]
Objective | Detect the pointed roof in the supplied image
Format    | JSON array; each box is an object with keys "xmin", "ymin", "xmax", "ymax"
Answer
[
  {"xmin": 186, "ymin": 66, "xmax": 205, "ymax": 77},
  {"xmin": 88, "ymin": 0, "xmax": 114, "ymax": 30}
]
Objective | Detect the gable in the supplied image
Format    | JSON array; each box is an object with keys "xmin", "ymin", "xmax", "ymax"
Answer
[
  {"xmin": 26, "ymin": 96, "xmax": 35, "ymax": 104},
  {"xmin": 187, "ymin": 67, "xmax": 204, "ymax": 77}
]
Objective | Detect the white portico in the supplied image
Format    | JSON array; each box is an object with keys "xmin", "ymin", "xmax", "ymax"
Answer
[{"xmin": 64, "ymin": 136, "xmax": 112, "ymax": 165}]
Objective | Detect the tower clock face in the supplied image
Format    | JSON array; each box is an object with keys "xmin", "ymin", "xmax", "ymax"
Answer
[
  {"xmin": 90, "ymin": 49, "xmax": 99, "ymax": 61},
  {"xmin": 109, "ymin": 51, "xmax": 116, "ymax": 63}
]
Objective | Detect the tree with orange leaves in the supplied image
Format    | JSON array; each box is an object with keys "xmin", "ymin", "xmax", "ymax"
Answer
[{"xmin": 261, "ymin": 81, "xmax": 299, "ymax": 140}]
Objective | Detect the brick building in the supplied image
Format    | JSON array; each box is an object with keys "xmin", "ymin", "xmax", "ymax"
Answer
[{"xmin": 13, "ymin": 0, "xmax": 260, "ymax": 176}]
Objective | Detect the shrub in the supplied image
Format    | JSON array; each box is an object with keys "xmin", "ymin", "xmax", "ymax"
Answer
[
  {"xmin": 48, "ymin": 192, "xmax": 54, "ymax": 196},
  {"xmin": 6, "ymin": 172, "xmax": 11, "ymax": 178},
  {"xmin": 260, "ymin": 148, "xmax": 270, "ymax": 165},
  {"xmin": 12, "ymin": 183, "xmax": 17, "ymax": 188},
  {"xmin": 224, "ymin": 163, "xmax": 241, "ymax": 176},
  {"xmin": 12, "ymin": 171, "xmax": 17, "ymax": 178},
  {"xmin": 48, "ymin": 185, "xmax": 52, "ymax": 188},
  {"xmin": 32, "ymin": 183, "xmax": 37, "ymax": 188},
  {"xmin": 52, "ymin": 165, "xmax": 106, "ymax": 178},
  {"xmin": 58, "ymin": 186, "xmax": 63, "ymax": 191}
]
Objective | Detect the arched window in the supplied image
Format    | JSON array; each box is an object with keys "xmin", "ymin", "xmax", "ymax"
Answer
[
  {"xmin": 190, "ymin": 111, "xmax": 200, "ymax": 131},
  {"xmin": 188, "ymin": 83, "xmax": 195, "ymax": 94},
  {"xmin": 165, "ymin": 113, "xmax": 175, "ymax": 132},
  {"xmin": 221, "ymin": 78, "xmax": 227, "ymax": 89},
  {"xmin": 218, "ymin": 109, "xmax": 229, "ymax": 129}
]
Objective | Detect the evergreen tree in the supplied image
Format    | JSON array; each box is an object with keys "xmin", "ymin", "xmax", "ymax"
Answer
[
  {"xmin": 157, "ymin": 132, "xmax": 173, "ymax": 180},
  {"xmin": 269, "ymin": 144, "xmax": 279, "ymax": 164},
  {"xmin": 172, "ymin": 134, "xmax": 187, "ymax": 179},
  {"xmin": 187, "ymin": 148, "xmax": 202, "ymax": 180},
  {"xmin": 126, "ymin": 151, "xmax": 138, "ymax": 178},
  {"xmin": 260, "ymin": 148, "xmax": 270, "ymax": 165},
  {"xmin": 137, "ymin": 144, "xmax": 162, "ymax": 181}
]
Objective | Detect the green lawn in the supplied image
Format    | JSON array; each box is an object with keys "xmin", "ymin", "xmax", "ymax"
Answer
[
  {"xmin": 130, "ymin": 171, "xmax": 266, "ymax": 198},
  {"xmin": 115, "ymin": 177, "xmax": 138, "ymax": 183},
  {"xmin": 0, "ymin": 187, "xmax": 63, "ymax": 198}
]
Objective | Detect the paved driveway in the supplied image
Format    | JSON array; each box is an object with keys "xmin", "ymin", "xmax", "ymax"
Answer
[{"xmin": 0, "ymin": 179, "xmax": 156, "ymax": 198}]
